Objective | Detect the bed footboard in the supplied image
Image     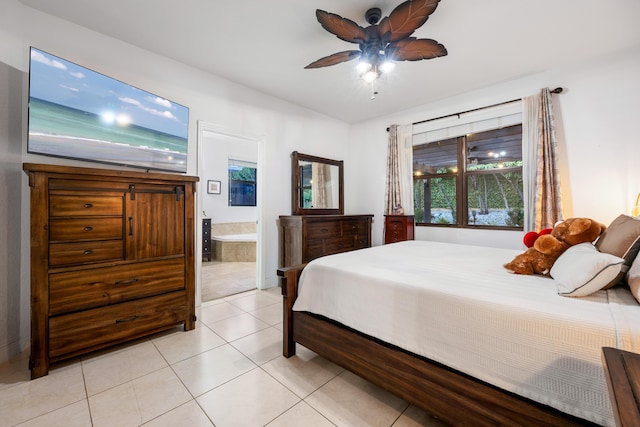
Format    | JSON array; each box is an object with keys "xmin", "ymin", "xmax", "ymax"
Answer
[{"xmin": 277, "ymin": 263, "xmax": 306, "ymax": 357}]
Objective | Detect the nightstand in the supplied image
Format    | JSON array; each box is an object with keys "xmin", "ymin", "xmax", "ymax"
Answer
[
  {"xmin": 602, "ymin": 347, "xmax": 640, "ymax": 426},
  {"xmin": 384, "ymin": 215, "xmax": 415, "ymax": 244}
]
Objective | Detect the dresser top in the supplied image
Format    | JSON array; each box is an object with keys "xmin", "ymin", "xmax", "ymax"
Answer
[{"xmin": 23, "ymin": 163, "xmax": 199, "ymax": 183}]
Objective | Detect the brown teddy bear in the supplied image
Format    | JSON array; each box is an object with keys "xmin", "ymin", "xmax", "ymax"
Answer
[{"xmin": 503, "ymin": 217, "xmax": 606, "ymax": 275}]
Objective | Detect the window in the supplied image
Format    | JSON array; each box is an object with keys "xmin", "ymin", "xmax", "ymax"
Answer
[
  {"xmin": 299, "ymin": 162, "xmax": 313, "ymax": 208},
  {"xmin": 228, "ymin": 159, "xmax": 256, "ymax": 207},
  {"xmin": 413, "ymin": 124, "xmax": 523, "ymax": 229}
]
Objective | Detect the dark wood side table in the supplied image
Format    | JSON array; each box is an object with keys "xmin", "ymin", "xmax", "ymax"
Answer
[
  {"xmin": 602, "ymin": 347, "xmax": 640, "ymax": 426},
  {"xmin": 384, "ymin": 215, "xmax": 415, "ymax": 244}
]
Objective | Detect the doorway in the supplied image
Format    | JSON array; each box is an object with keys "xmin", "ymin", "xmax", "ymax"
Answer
[{"xmin": 196, "ymin": 122, "xmax": 264, "ymax": 304}]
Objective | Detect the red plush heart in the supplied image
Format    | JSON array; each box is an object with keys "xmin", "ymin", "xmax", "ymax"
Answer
[
  {"xmin": 539, "ymin": 228, "xmax": 552, "ymax": 236},
  {"xmin": 523, "ymin": 228, "xmax": 553, "ymax": 247},
  {"xmin": 523, "ymin": 231, "xmax": 539, "ymax": 248}
]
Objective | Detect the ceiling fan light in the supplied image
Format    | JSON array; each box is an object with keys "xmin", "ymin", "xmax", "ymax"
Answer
[
  {"xmin": 355, "ymin": 61, "xmax": 372, "ymax": 74},
  {"xmin": 379, "ymin": 61, "xmax": 396, "ymax": 74},
  {"xmin": 362, "ymin": 69, "xmax": 378, "ymax": 83}
]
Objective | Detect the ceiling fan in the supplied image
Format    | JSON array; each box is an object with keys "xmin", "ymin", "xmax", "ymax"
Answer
[{"xmin": 305, "ymin": 0, "xmax": 447, "ymax": 83}]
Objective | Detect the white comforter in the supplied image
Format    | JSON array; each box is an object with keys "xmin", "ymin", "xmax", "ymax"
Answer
[{"xmin": 292, "ymin": 240, "xmax": 640, "ymax": 426}]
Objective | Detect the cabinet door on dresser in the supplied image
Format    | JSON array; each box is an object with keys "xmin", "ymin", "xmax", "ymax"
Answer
[
  {"xmin": 24, "ymin": 163, "xmax": 197, "ymax": 379},
  {"xmin": 125, "ymin": 188, "xmax": 186, "ymax": 260}
]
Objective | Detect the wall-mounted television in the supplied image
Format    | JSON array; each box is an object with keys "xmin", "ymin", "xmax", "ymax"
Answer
[{"xmin": 28, "ymin": 47, "xmax": 189, "ymax": 173}]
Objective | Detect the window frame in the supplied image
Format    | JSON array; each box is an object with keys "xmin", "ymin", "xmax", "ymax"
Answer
[
  {"xmin": 228, "ymin": 160, "xmax": 257, "ymax": 207},
  {"xmin": 413, "ymin": 126, "xmax": 523, "ymax": 231}
]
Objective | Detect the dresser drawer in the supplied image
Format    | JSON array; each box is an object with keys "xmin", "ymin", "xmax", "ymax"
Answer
[
  {"xmin": 324, "ymin": 236, "xmax": 356, "ymax": 255},
  {"xmin": 304, "ymin": 236, "xmax": 355, "ymax": 261},
  {"xmin": 49, "ymin": 258, "xmax": 185, "ymax": 315},
  {"xmin": 49, "ymin": 218, "xmax": 123, "ymax": 241},
  {"xmin": 306, "ymin": 220, "xmax": 341, "ymax": 238},
  {"xmin": 49, "ymin": 292, "xmax": 188, "ymax": 359},
  {"xmin": 354, "ymin": 235, "xmax": 370, "ymax": 249},
  {"xmin": 342, "ymin": 219, "xmax": 369, "ymax": 236},
  {"xmin": 49, "ymin": 240, "xmax": 123, "ymax": 266},
  {"xmin": 304, "ymin": 239, "xmax": 326, "ymax": 261},
  {"xmin": 386, "ymin": 220, "xmax": 405, "ymax": 232},
  {"xmin": 50, "ymin": 195, "xmax": 123, "ymax": 217}
]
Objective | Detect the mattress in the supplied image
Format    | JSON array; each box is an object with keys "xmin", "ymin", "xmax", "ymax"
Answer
[{"xmin": 292, "ymin": 240, "xmax": 640, "ymax": 426}]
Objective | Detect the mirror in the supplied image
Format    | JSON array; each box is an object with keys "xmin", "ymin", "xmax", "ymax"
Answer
[{"xmin": 292, "ymin": 151, "xmax": 344, "ymax": 215}]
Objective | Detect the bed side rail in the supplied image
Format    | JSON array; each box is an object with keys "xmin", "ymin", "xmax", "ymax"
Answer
[{"xmin": 277, "ymin": 263, "xmax": 307, "ymax": 357}]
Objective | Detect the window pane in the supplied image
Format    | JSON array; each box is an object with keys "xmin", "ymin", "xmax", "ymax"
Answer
[
  {"xmin": 413, "ymin": 137, "xmax": 458, "ymax": 175},
  {"xmin": 228, "ymin": 165, "xmax": 257, "ymax": 207},
  {"xmin": 467, "ymin": 169, "xmax": 523, "ymax": 226},
  {"xmin": 229, "ymin": 181, "xmax": 256, "ymax": 206},
  {"xmin": 414, "ymin": 176, "xmax": 458, "ymax": 225},
  {"xmin": 466, "ymin": 125, "xmax": 522, "ymax": 171}
]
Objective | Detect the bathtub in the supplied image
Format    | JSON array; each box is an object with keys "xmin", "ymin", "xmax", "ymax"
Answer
[{"xmin": 212, "ymin": 233, "xmax": 256, "ymax": 262}]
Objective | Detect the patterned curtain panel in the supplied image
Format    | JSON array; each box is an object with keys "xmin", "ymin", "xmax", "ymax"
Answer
[
  {"xmin": 311, "ymin": 161, "xmax": 327, "ymax": 208},
  {"xmin": 385, "ymin": 124, "xmax": 414, "ymax": 215},
  {"xmin": 522, "ymin": 88, "xmax": 563, "ymax": 232}
]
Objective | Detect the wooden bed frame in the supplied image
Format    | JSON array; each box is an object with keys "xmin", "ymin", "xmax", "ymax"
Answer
[{"xmin": 278, "ymin": 264, "xmax": 600, "ymax": 427}]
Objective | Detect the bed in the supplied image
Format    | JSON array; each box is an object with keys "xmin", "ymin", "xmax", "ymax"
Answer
[{"xmin": 278, "ymin": 240, "xmax": 640, "ymax": 426}]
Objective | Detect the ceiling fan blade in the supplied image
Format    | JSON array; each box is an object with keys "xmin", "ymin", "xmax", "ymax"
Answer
[
  {"xmin": 316, "ymin": 10, "xmax": 368, "ymax": 44},
  {"xmin": 305, "ymin": 50, "xmax": 361, "ymax": 69},
  {"xmin": 386, "ymin": 38, "xmax": 447, "ymax": 61},
  {"xmin": 378, "ymin": 0, "xmax": 441, "ymax": 42}
]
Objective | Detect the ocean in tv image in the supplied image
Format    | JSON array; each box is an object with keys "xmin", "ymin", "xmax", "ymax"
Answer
[{"xmin": 28, "ymin": 48, "xmax": 189, "ymax": 172}]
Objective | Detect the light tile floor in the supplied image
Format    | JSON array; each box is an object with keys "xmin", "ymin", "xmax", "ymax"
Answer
[
  {"xmin": 201, "ymin": 261, "xmax": 256, "ymax": 302},
  {"xmin": 0, "ymin": 288, "xmax": 447, "ymax": 427}
]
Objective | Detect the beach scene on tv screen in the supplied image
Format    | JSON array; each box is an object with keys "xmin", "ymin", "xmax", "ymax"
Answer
[{"xmin": 28, "ymin": 48, "xmax": 189, "ymax": 172}]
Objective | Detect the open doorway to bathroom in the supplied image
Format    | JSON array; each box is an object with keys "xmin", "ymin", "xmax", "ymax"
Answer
[{"xmin": 198, "ymin": 125, "xmax": 262, "ymax": 303}]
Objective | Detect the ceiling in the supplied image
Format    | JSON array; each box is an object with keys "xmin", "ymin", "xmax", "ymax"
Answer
[{"xmin": 19, "ymin": 0, "xmax": 640, "ymax": 124}]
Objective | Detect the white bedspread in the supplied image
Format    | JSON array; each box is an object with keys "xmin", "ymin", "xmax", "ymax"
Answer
[{"xmin": 292, "ymin": 240, "xmax": 640, "ymax": 426}]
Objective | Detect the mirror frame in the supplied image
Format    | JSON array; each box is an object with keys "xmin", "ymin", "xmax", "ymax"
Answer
[{"xmin": 291, "ymin": 151, "xmax": 344, "ymax": 215}]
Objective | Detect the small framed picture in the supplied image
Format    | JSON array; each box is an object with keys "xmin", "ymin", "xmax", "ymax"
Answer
[{"xmin": 207, "ymin": 180, "xmax": 221, "ymax": 194}]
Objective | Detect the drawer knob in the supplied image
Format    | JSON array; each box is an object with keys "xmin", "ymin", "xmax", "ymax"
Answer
[
  {"xmin": 115, "ymin": 314, "xmax": 140, "ymax": 324},
  {"xmin": 83, "ymin": 226, "xmax": 93, "ymax": 232},
  {"xmin": 83, "ymin": 203, "xmax": 93, "ymax": 209},
  {"xmin": 83, "ymin": 250, "xmax": 93, "ymax": 255}
]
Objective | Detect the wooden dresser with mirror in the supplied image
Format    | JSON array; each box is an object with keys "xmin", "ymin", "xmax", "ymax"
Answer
[{"xmin": 278, "ymin": 152, "xmax": 373, "ymax": 268}]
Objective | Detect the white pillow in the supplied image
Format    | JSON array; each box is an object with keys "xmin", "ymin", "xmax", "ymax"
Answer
[
  {"xmin": 551, "ymin": 243, "xmax": 625, "ymax": 297},
  {"xmin": 626, "ymin": 253, "xmax": 640, "ymax": 303}
]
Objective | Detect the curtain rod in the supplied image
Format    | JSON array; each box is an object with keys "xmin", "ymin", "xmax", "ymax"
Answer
[{"xmin": 386, "ymin": 87, "xmax": 563, "ymax": 132}]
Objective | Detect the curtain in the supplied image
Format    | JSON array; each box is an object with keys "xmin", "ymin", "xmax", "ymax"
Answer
[
  {"xmin": 522, "ymin": 88, "xmax": 563, "ymax": 232},
  {"xmin": 385, "ymin": 124, "xmax": 414, "ymax": 215},
  {"xmin": 311, "ymin": 162, "xmax": 327, "ymax": 208}
]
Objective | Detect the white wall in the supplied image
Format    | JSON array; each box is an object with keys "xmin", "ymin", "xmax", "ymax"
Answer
[
  {"xmin": 201, "ymin": 132, "xmax": 257, "ymax": 224},
  {"xmin": 0, "ymin": 0, "xmax": 350, "ymax": 363},
  {"xmin": 349, "ymin": 45, "xmax": 640, "ymax": 250}
]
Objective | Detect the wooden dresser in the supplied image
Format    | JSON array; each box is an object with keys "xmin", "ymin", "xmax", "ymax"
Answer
[
  {"xmin": 384, "ymin": 215, "xmax": 415, "ymax": 244},
  {"xmin": 24, "ymin": 163, "xmax": 198, "ymax": 379},
  {"xmin": 278, "ymin": 214, "xmax": 373, "ymax": 268}
]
